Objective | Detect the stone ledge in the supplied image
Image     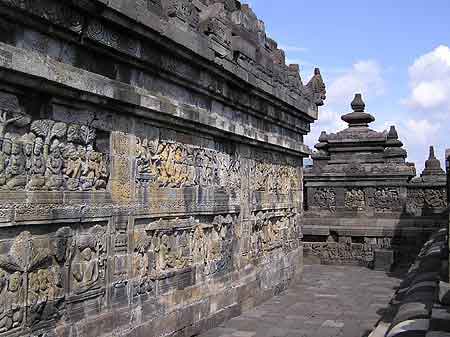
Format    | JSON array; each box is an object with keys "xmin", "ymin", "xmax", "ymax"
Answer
[{"xmin": 0, "ymin": 42, "xmax": 311, "ymax": 156}]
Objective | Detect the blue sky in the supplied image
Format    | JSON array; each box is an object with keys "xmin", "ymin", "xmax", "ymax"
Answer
[{"xmin": 246, "ymin": 0, "xmax": 450, "ymax": 173}]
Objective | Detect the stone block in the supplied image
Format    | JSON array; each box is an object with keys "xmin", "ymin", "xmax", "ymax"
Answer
[{"xmin": 374, "ymin": 249, "xmax": 394, "ymax": 271}]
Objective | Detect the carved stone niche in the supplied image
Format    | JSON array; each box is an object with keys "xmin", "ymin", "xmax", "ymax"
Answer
[{"xmin": 163, "ymin": 0, "xmax": 200, "ymax": 29}]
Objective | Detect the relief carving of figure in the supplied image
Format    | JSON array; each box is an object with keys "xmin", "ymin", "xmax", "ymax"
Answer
[
  {"xmin": 27, "ymin": 266, "xmax": 63, "ymax": 326},
  {"xmin": 313, "ymin": 188, "xmax": 336, "ymax": 212},
  {"xmin": 0, "ymin": 115, "xmax": 109, "ymax": 191},
  {"xmin": 62, "ymin": 143, "xmax": 82, "ymax": 191},
  {"xmin": 0, "ymin": 139, "xmax": 10, "ymax": 188},
  {"xmin": 344, "ymin": 189, "xmax": 366, "ymax": 210},
  {"xmin": 132, "ymin": 233, "xmax": 154, "ymax": 296},
  {"xmin": 72, "ymin": 248, "xmax": 98, "ymax": 290},
  {"xmin": 157, "ymin": 143, "xmax": 192, "ymax": 188},
  {"xmin": 5, "ymin": 140, "xmax": 26, "ymax": 190},
  {"xmin": 71, "ymin": 225, "xmax": 106, "ymax": 294},
  {"xmin": 153, "ymin": 229, "xmax": 191, "ymax": 272},
  {"xmin": 23, "ymin": 134, "xmax": 35, "ymax": 174},
  {"xmin": 92, "ymin": 152, "xmax": 108, "ymax": 190},
  {"xmin": 79, "ymin": 145, "xmax": 95, "ymax": 191},
  {"xmin": 45, "ymin": 140, "xmax": 63, "ymax": 191},
  {"xmin": 0, "ymin": 271, "xmax": 24, "ymax": 333},
  {"xmin": 27, "ymin": 137, "xmax": 46, "ymax": 190}
]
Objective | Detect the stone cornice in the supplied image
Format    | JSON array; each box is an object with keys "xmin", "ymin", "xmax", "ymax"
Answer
[{"xmin": 0, "ymin": 42, "xmax": 311, "ymax": 156}]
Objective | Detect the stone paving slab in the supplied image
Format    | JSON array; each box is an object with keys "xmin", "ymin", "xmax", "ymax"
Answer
[{"xmin": 199, "ymin": 265, "xmax": 402, "ymax": 337}]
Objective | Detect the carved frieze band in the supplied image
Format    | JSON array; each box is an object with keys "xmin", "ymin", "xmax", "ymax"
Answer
[
  {"xmin": 250, "ymin": 152, "xmax": 300, "ymax": 194},
  {"xmin": 135, "ymin": 135, "xmax": 240, "ymax": 194}
]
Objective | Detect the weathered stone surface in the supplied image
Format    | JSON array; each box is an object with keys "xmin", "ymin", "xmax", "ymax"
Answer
[{"xmin": 0, "ymin": 1, "xmax": 326, "ymax": 336}]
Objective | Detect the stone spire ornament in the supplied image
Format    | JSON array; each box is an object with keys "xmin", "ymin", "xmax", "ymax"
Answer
[
  {"xmin": 421, "ymin": 146, "xmax": 445, "ymax": 177},
  {"xmin": 341, "ymin": 93, "xmax": 375, "ymax": 128},
  {"xmin": 384, "ymin": 125, "xmax": 407, "ymax": 159}
]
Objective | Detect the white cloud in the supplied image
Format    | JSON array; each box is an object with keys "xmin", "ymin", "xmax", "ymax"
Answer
[
  {"xmin": 404, "ymin": 45, "xmax": 450, "ymax": 112},
  {"xmin": 399, "ymin": 45, "xmax": 450, "ymax": 172},
  {"xmin": 327, "ymin": 60, "xmax": 385, "ymax": 105},
  {"xmin": 404, "ymin": 119, "xmax": 438, "ymax": 145},
  {"xmin": 305, "ymin": 59, "xmax": 385, "ymax": 146}
]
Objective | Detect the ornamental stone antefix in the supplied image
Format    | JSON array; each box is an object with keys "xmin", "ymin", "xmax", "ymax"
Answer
[
  {"xmin": 304, "ymin": 94, "xmax": 447, "ymax": 268},
  {"xmin": 0, "ymin": 1, "xmax": 325, "ymax": 336}
]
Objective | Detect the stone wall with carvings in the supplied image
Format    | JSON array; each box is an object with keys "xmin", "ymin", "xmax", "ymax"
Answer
[
  {"xmin": 304, "ymin": 95, "xmax": 447, "ymax": 266},
  {"xmin": 0, "ymin": 1, "xmax": 321, "ymax": 336}
]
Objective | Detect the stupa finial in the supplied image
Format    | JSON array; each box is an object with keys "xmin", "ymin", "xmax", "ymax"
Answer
[{"xmin": 351, "ymin": 93, "xmax": 365, "ymax": 112}]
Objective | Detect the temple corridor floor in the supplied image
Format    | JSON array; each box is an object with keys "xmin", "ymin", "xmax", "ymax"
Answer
[{"xmin": 199, "ymin": 265, "xmax": 402, "ymax": 337}]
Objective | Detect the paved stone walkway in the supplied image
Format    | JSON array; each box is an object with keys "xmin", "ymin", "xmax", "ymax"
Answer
[{"xmin": 200, "ymin": 265, "xmax": 402, "ymax": 337}]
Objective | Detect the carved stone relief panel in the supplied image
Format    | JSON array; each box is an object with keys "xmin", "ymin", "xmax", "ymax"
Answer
[
  {"xmin": 344, "ymin": 188, "xmax": 365, "ymax": 211},
  {"xmin": 193, "ymin": 214, "xmax": 235, "ymax": 277},
  {"xmin": 0, "ymin": 98, "xmax": 109, "ymax": 192},
  {"xmin": 367, "ymin": 188, "xmax": 402, "ymax": 213},
  {"xmin": 406, "ymin": 188, "xmax": 448, "ymax": 216},
  {"xmin": 132, "ymin": 214, "xmax": 237, "ymax": 297},
  {"xmin": 147, "ymin": 218, "xmax": 194, "ymax": 274},
  {"xmin": 249, "ymin": 209, "xmax": 298, "ymax": 258},
  {"xmin": 312, "ymin": 188, "xmax": 336, "ymax": 212},
  {"xmin": 304, "ymin": 237, "xmax": 392, "ymax": 265},
  {"xmin": 70, "ymin": 224, "xmax": 108, "ymax": 297},
  {"xmin": 250, "ymin": 151, "xmax": 300, "ymax": 194},
  {"xmin": 0, "ymin": 222, "xmax": 107, "ymax": 335},
  {"xmin": 132, "ymin": 217, "xmax": 195, "ymax": 298},
  {"xmin": 135, "ymin": 134, "xmax": 240, "ymax": 195}
]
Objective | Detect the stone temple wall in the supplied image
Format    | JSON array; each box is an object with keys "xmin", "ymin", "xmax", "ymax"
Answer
[
  {"xmin": 0, "ymin": 1, "xmax": 325, "ymax": 337},
  {"xmin": 303, "ymin": 95, "xmax": 447, "ymax": 268}
]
